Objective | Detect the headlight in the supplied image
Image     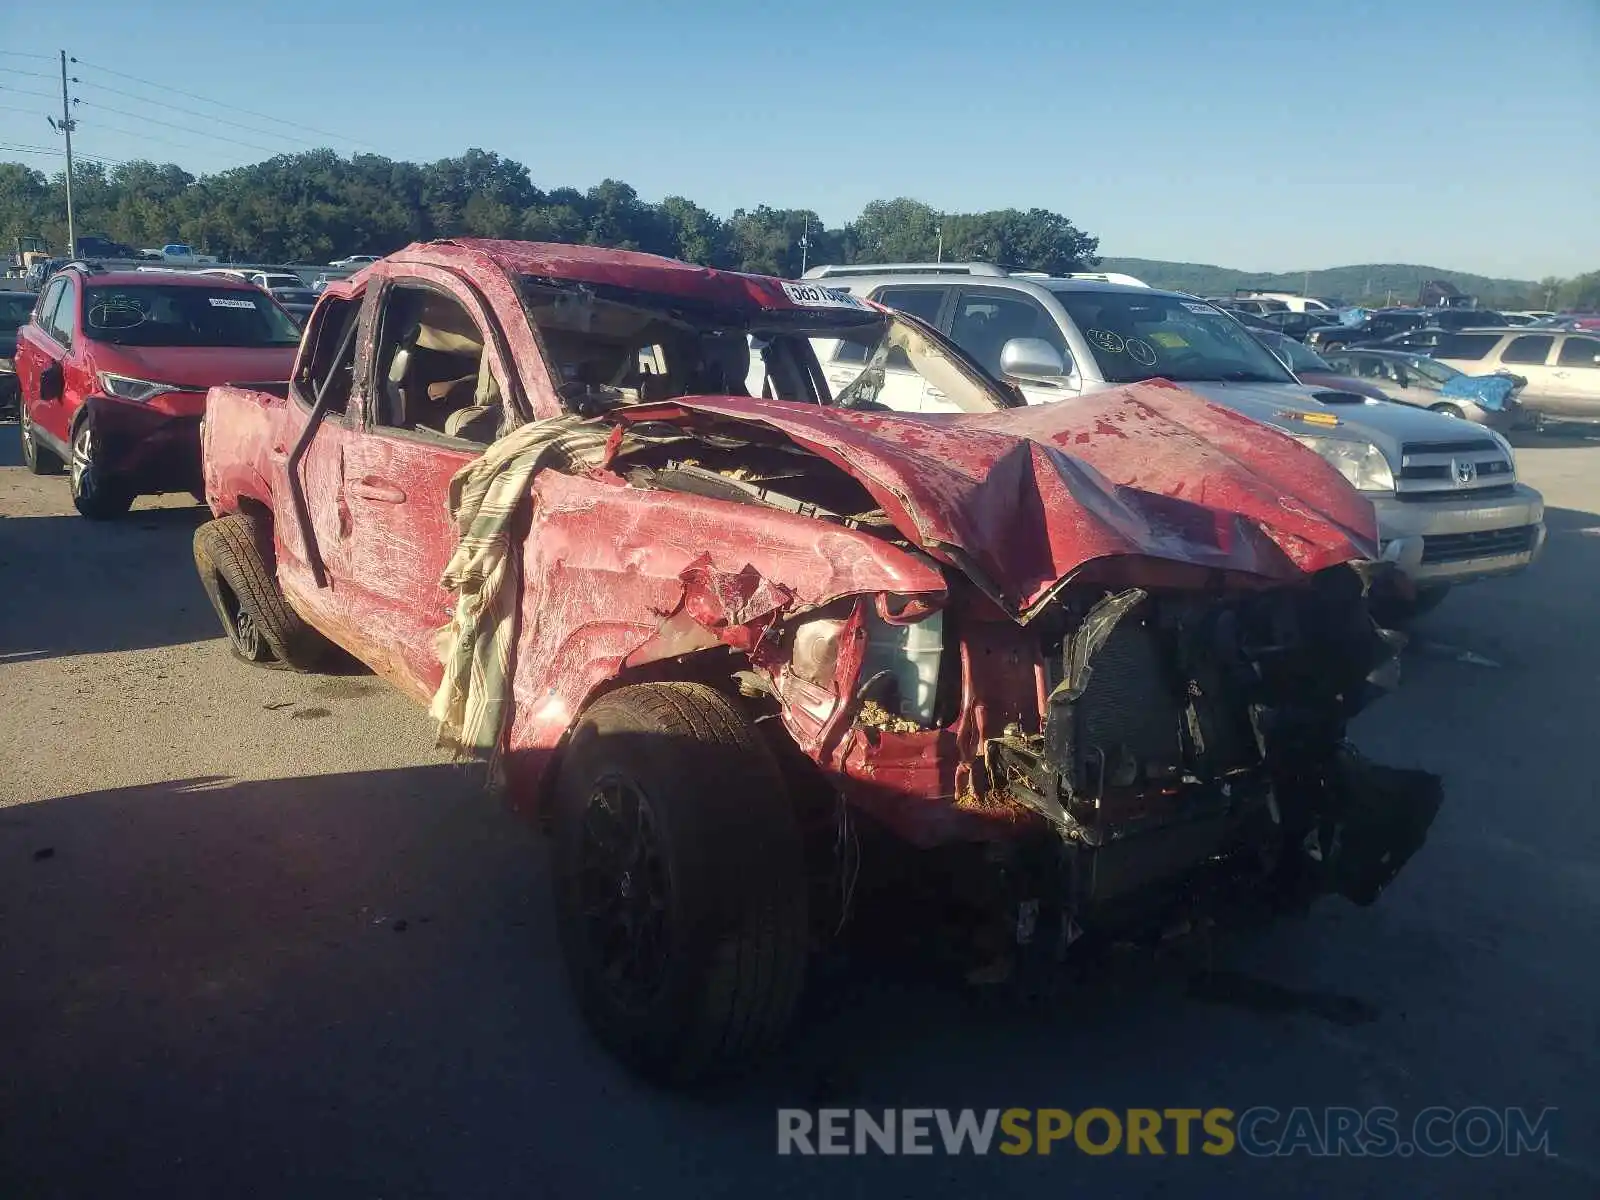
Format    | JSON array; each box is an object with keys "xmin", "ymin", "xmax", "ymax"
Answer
[
  {"xmin": 1294, "ymin": 435, "xmax": 1395, "ymax": 492},
  {"xmin": 1486, "ymin": 428, "xmax": 1518, "ymax": 478},
  {"xmin": 99, "ymin": 372, "xmax": 182, "ymax": 402},
  {"xmin": 0, "ymin": 356, "xmax": 13, "ymax": 374}
]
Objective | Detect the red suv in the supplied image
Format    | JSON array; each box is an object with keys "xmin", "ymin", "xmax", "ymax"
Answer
[{"xmin": 14, "ymin": 264, "xmax": 301, "ymax": 518}]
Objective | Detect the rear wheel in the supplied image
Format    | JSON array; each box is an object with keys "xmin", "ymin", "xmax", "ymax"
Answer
[
  {"xmin": 551, "ymin": 683, "xmax": 808, "ymax": 1083},
  {"xmin": 19, "ymin": 409, "xmax": 62, "ymax": 475},
  {"xmin": 193, "ymin": 513, "xmax": 327, "ymax": 670},
  {"xmin": 69, "ymin": 421, "xmax": 133, "ymax": 519}
]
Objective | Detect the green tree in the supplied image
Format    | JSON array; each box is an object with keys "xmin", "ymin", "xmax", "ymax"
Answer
[
  {"xmin": 1557, "ymin": 271, "xmax": 1600, "ymax": 311},
  {"xmin": 852, "ymin": 198, "xmax": 940, "ymax": 262},
  {"xmin": 1, "ymin": 145, "xmax": 1115, "ymax": 279}
]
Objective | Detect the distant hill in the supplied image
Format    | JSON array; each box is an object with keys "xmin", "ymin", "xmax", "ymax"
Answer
[{"xmin": 1098, "ymin": 258, "xmax": 1540, "ymax": 306}]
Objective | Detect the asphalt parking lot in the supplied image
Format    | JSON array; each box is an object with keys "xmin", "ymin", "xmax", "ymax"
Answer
[{"xmin": 2, "ymin": 423, "xmax": 1597, "ymax": 1199}]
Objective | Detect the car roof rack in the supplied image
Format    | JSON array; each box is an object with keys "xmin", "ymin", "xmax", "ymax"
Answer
[{"xmin": 802, "ymin": 262, "xmax": 1009, "ymax": 279}]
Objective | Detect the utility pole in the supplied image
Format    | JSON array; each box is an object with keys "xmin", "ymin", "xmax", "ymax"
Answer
[
  {"xmin": 47, "ymin": 50, "xmax": 77, "ymax": 256},
  {"xmin": 935, "ymin": 220, "xmax": 943, "ymax": 263},
  {"xmin": 1302, "ymin": 268, "xmax": 1310, "ymax": 299},
  {"xmin": 798, "ymin": 216, "xmax": 810, "ymax": 274}
]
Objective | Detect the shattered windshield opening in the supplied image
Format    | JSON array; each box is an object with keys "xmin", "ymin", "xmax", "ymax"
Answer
[
  {"xmin": 822, "ymin": 314, "xmax": 1018, "ymax": 414},
  {"xmin": 516, "ymin": 275, "xmax": 1015, "ymax": 415}
]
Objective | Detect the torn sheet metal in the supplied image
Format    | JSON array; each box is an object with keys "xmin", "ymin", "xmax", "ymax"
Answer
[{"xmin": 609, "ymin": 385, "xmax": 1379, "ymax": 618}]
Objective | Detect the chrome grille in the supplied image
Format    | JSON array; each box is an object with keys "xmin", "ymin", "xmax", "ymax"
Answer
[
  {"xmin": 1395, "ymin": 439, "xmax": 1513, "ymax": 499},
  {"xmin": 1421, "ymin": 525, "xmax": 1539, "ymax": 564}
]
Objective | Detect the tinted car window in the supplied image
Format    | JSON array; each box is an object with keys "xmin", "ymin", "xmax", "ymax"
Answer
[
  {"xmin": 3, "ymin": 289, "xmax": 42, "ymax": 333},
  {"xmin": 48, "ymin": 280, "xmax": 77, "ymax": 346},
  {"xmin": 1436, "ymin": 310, "xmax": 1505, "ymax": 330},
  {"xmin": 1370, "ymin": 313, "xmax": 1427, "ymax": 335},
  {"xmin": 1557, "ymin": 336, "xmax": 1600, "ymax": 368},
  {"xmin": 1436, "ymin": 332, "xmax": 1501, "ymax": 361},
  {"xmin": 1501, "ymin": 335, "xmax": 1553, "ymax": 365},
  {"xmin": 947, "ymin": 292, "xmax": 1066, "ymax": 377}
]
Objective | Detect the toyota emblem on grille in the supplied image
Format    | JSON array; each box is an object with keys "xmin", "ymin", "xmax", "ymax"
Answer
[{"xmin": 1452, "ymin": 458, "xmax": 1478, "ymax": 485}]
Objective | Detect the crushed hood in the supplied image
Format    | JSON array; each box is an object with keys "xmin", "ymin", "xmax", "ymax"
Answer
[{"xmin": 610, "ymin": 382, "xmax": 1379, "ymax": 618}]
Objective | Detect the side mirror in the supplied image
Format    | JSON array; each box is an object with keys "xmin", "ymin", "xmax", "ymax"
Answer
[
  {"xmin": 39, "ymin": 363, "xmax": 63, "ymax": 402},
  {"xmin": 999, "ymin": 337, "xmax": 1070, "ymax": 381}
]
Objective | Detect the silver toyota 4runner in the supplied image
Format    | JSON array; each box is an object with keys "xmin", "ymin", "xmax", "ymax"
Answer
[{"xmin": 802, "ymin": 263, "xmax": 1546, "ymax": 618}]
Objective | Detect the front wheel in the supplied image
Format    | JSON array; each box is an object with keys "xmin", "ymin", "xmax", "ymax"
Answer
[
  {"xmin": 1429, "ymin": 403, "xmax": 1467, "ymax": 420},
  {"xmin": 69, "ymin": 421, "xmax": 133, "ymax": 519},
  {"xmin": 551, "ymin": 683, "xmax": 808, "ymax": 1083}
]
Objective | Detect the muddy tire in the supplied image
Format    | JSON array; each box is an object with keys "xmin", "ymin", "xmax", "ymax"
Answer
[
  {"xmin": 193, "ymin": 513, "xmax": 327, "ymax": 670},
  {"xmin": 551, "ymin": 682, "xmax": 808, "ymax": 1084},
  {"xmin": 69, "ymin": 420, "xmax": 133, "ymax": 519},
  {"xmin": 19, "ymin": 409, "xmax": 62, "ymax": 475}
]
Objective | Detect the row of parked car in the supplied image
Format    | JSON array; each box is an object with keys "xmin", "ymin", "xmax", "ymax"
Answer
[
  {"xmin": 3, "ymin": 242, "xmax": 1527, "ymax": 1081},
  {"xmin": 1214, "ymin": 300, "xmax": 1600, "ymax": 425}
]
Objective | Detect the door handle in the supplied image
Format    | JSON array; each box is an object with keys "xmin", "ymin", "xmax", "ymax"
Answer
[{"xmin": 349, "ymin": 478, "xmax": 407, "ymax": 503}]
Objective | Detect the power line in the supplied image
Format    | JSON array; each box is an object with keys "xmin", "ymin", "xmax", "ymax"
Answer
[
  {"xmin": 71, "ymin": 98, "xmax": 288, "ymax": 155},
  {"xmin": 0, "ymin": 142, "xmax": 129, "ymax": 168},
  {"xmin": 69, "ymin": 113, "xmax": 249, "ymax": 158},
  {"xmin": 0, "ymin": 51, "xmax": 55, "ymax": 61},
  {"xmin": 71, "ymin": 56, "xmax": 376, "ymax": 151},
  {"xmin": 0, "ymin": 85, "xmax": 57, "ymax": 101},
  {"xmin": 0, "ymin": 67, "xmax": 56, "ymax": 82},
  {"xmin": 1, "ymin": 103, "xmax": 219, "ymax": 161},
  {"xmin": 69, "ymin": 76, "xmax": 330, "ymax": 148}
]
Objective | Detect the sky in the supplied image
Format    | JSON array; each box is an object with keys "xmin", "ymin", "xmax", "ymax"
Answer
[{"xmin": 2, "ymin": 0, "xmax": 1596, "ymax": 280}]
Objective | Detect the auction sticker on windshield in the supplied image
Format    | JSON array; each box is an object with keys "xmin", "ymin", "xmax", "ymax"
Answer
[
  {"xmin": 781, "ymin": 282, "xmax": 868, "ymax": 309},
  {"xmin": 208, "ymin": 297, "xmax": 258, "ymax": 309}
]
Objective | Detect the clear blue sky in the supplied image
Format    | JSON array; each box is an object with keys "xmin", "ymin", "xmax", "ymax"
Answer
[{"xmin": 3, "ymin": 0, "xmax": 1596, "ymax": 279}]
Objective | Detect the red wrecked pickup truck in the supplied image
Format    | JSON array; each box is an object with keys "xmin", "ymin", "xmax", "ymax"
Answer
[{"xmin": 195, "ymin": 239, "xmax": 1440, "ymax": 1081}]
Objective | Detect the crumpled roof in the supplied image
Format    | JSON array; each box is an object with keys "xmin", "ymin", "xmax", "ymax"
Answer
[{"xmin": 394, "ymin": 239, "xmax": 864, "ymax": 316}]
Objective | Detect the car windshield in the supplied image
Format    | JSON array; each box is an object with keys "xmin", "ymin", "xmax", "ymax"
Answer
[
  {"xmin": 1267, "ymin": 334, "xmax": 1331, "ymax": 373},
  {"xmin": 0, "ymin": 292, "xmax": 36, "ymax": 331},
  {"xmin": 515, "ymin": 275, "xmax": 1015, "ymax": 414},
  {"xmin": 84, "ymin": 284, "xmax": 302, "ymax": 347},
  {"xmin": 1053, "ymin": 290, "xmax": 1295, "ymax": 384},
  {"xmin": 1403, "ymin": 355, "xmax": 1459, "ymax": 384}
]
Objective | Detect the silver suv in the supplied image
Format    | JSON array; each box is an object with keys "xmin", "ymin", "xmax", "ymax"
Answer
[{"xmin": 803, "ymin": 263, "xmax": 1546, "ymax": 614}]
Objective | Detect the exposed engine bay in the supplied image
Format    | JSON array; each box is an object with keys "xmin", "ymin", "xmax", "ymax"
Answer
[{"xmin": 978, "ymin": 570, "xmax": 1439, "ymax": 927}]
